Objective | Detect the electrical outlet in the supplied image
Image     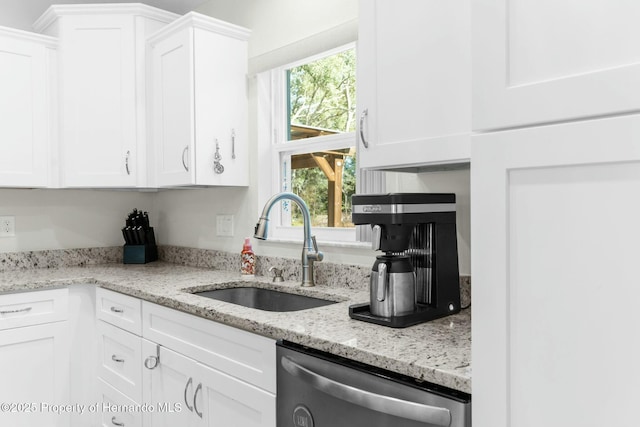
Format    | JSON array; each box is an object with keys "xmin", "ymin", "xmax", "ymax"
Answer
[
  {"xmin": 216, "ymin": 214, "xmax": 234, "ymax": 237},
  {"xmin": 0, "ymin": 216, "xmax": 15, "ymax": 237}
]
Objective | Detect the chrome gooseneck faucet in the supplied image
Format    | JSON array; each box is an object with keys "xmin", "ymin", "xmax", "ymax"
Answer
[{"xmin": 254, "ymin": 192, "xmax": 323, "ymax": 287}]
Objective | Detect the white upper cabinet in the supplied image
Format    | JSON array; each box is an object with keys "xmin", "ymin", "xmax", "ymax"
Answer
[
  {"xmin": 473, "ymin": 0, "xmax": 640, "ymax": 131},
  {"xmin": 148, "ymin": 13, "xmax": 250, "ymax": 187},
  {"xmin": 34, "ymin": 4, "xmax": 178, "ymax": 188},
  {"xmin": 357, "ymin": 0, "xmax": 471, "ymax": 171},
  {"xmin": 0, "ymin": 27, "xmax": 56, "ymax": 188}
]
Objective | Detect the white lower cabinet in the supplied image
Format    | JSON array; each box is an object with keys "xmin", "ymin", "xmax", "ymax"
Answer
[
  {"xmin": 142, "ymin": 341, "xmax": 201, "ymax": 426},
  {"xmin": 142, "ymin": 340, "xmax": 275, "ymax": 427},
  {"xmin": 0, "ymin": 289, "xmax": 69, "ymax": 427},
  {"xmin": 96, "ymin": 289, "xmax": 276, "ymax": 427},
  {"xmin": 141, "ymin": 301, "xmax": 276, "ymax": 427}
]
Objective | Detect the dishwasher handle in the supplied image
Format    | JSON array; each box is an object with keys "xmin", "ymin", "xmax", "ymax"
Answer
[{"xmin": 281, "ymin": 356, "xmax": 452, "ymax": 426}]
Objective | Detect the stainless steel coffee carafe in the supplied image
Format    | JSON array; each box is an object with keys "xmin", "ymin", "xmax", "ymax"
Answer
[{"xmin": 370, "ymin": 255, "xmax": 416, "ymax": 318}]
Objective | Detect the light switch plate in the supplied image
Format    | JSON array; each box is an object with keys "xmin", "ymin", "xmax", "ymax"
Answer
[
  {"xmin": 0, "ymin": 216, "xmax": 15, "ymax": 237},
  {"xmin": 216, "ymin": 214, "xmax": 234, "ymax": 237}
]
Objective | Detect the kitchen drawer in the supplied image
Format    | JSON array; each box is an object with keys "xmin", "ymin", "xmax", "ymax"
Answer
[
  {"xmin": 97, "ymin": 287, "xmax": 142, "ymax": 335},
  {"xmin": 142, "ymin": 301, "xmax": 276, "ymax": 393},
  {"xmin": 0, "ymin": 288, "xmax": 68, "ymax": 331},
  {"xmin": 97, "ymin": 320, "xmax": 143, "ymax": 403},
  {"xmin": 97, "ymin": 378, "xmax": 142, "ymax": 427}
]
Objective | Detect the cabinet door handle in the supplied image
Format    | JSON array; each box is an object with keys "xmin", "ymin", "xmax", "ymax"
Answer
[
  {"xmin": 0, "ymin": 307, "xmax": 32, "ymax": 315},
  {"xmin": 193, "ymin": 383, "xmax": 203, "ymax": 418},
  {"xmin": 144, "ymin": 344, "xmax": 160, "ymax": 370},
  {"xmin": 111, "ymin": 416, "xmax": 125, "ymax": 426},
  {"xmin": 182, "ymin": 146, "xmax": 189, "ymax": 172},
  {"xmin": 110, "ymin": 306, "xmax": 124, "ymax": 314},
  {"xmin": 144, "ymin": 355, "xmax": 158, "ymax": 369},
  {"xmin": 111, "ymin": 355, "xmax": 125, "ymax": 363},
  {"xmin": 359, "ymin": 108, "xmax": 369, "ymax": 148},
  {"xmin": 213, "ymin": 139, "xmax": 224, "ymax": 174},
  {"xmin": 184, "ymin": 377, "xmax": 194, "ymax": 412},
  {"xmin": 125, "ymin": 150, "xmax": 131, "ymax": 175},
  {"xmin": 231, "ymin": 128, "xmax": 236, "ymax": 159}
]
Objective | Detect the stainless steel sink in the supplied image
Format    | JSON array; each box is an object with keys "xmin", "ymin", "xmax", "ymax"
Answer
[{"xmin": 193, "ymin": 286, "xmax": 338, "ymax": 312}]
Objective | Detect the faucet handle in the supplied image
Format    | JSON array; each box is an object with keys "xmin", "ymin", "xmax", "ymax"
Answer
[
  {"xmin": 268, "ymin": 266, "xmax": 284, "ymax": 282},
  {"xmin": 309, "ymin": 236, "xmax": 324, "ymax": 262}
]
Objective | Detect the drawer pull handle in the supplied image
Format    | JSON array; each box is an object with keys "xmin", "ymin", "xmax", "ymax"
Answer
[
  {"xmin": 184, "ymin": 377, "xmax": 194, "ymax": 412},
  {"xmin": 111, "ymin": 355, "xmax": 125, "ymax": 363},
  {"xmin": 0, "ymin": 307, "xmax": 32, "ymax": 315},
  {"xmin": 193, "ymin": 383, "xmax": 203, "ymax": 418},
  {"xmin": 111, "ymin": 416, "xmax": 124, "ymax": 426},
  {"xmin": 110, "ymin": 307, "xmax": 124, "ymax": 314}
]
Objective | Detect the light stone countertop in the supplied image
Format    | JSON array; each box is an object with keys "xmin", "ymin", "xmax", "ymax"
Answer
[{"xmin": 0, "ymin": 262, "xmax": 471, "ymax": 394}]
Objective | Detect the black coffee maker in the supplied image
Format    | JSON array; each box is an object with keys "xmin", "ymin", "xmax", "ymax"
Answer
[{"xmin": 349, "ymin": 193, "xmax": 461, "ymax": 327}]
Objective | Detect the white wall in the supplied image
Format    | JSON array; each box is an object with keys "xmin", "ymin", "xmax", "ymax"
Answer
[
  {"xmin": 195, "ymin": 0, "xmax": 359, "ymax": 59},
  {"xmin": 0, "ymin": 189, "xmax": 154, "ymax": 252}
]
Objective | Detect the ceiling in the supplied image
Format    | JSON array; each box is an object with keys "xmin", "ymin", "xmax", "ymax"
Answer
[{"xmin": 0, "ymin": 0, "xmax": 210, "ymax": 31}]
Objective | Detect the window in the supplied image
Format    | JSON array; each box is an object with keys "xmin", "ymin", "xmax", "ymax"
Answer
[
  {"xmin": 257, "ymin": 44, "xmax": 383, "ymax": 243},
  {"xmin": 284, "ymin": 47, "xmax": 356, "ymax": 229}
]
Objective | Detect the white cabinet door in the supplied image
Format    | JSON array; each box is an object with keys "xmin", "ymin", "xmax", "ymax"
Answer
[
  {"xmin": 58, "ymin": 14, "xmax": 138, "ymax": 188},
  {"xmin": 149, "ymin": 13, "xmax": 250, "ymax": 187},
  {"xmin": 0, "ymin": 322, "xmax": 69, "ymax": 427},
  {"xmin": 150, "ymin": 26, "xmax": 195, "ymax": 187},
  {"xmin": 472, "ymin": 0, "xmax": 640, "ymax": 131},
  {"xmin": 142, "ymin": 340, "xmax": 274, "ymax": 427},
  {"xmin": 357, "ymin": 0, "xmax": 470, "ymax": 171},
  {"xmin": 199, "ymin": 362, "xmax": 275, "ymax": 427},
  {"xmin": 143, "ymin": 340, "xmax": 203, "ymax": 427},
  {"xmin": 471, "ymin": 114, "xmax": 640, "ymax": 427},
  {"xmin": 0, "ymin": 29, "xmax": 55, "ymax": 187}
]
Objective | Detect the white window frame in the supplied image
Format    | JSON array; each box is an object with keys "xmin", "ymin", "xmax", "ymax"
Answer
[{"xmin": 257, "ymin": 43, "xmax": 383, "ymax": 244}]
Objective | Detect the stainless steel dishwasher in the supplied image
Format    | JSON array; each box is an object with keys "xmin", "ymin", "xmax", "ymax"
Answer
[{"xmin": 277, "ymin": 341, "xmax": 470, "ymax": 427}]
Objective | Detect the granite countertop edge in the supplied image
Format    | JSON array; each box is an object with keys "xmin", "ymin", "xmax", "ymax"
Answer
[{"xmin": 0, "ymin": 263, "xmax": 472, "ymax": 394}]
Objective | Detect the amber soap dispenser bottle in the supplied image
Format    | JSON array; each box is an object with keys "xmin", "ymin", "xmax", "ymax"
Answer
[{"xmin": 241, "ymin": 237, "xmax": 255, "ymax": 276}]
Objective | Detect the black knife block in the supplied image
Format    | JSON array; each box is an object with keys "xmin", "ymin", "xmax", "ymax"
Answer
[{"xmin": 123, "ymin": 228, "xmax": 158, "ymax": 264}]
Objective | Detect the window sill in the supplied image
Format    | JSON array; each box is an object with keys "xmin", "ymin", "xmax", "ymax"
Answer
[{"xmin": 257, "ymin": 237, "xmax": 372, "ymax": 250}]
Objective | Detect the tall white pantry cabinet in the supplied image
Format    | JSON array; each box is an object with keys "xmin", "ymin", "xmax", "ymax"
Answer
[{"xmin": 471, "ymin": 1, "xmax": 640, "ymax": 427}]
